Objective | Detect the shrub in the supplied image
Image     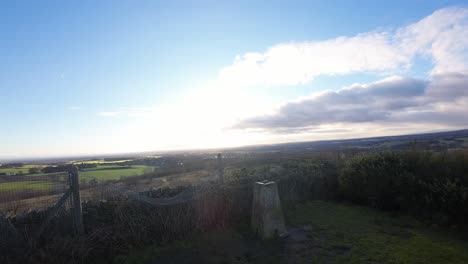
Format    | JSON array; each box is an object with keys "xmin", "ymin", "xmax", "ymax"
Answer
[{"xmin": 338, "ymin": 150, "xmax": 468, "ymax": 226}]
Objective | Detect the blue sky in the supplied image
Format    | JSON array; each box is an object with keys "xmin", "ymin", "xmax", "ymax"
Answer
[{"xmin": 1, "ymin": 0, "xmax": 468, "ymax": 158}]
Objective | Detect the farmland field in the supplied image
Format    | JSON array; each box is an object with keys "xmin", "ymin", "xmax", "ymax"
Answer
[
  {"xmin": 0, "ymin": 164, "xmax": 45, "ymax": 174},
  {"xmin": 0, "ymin": 180, "xmax": 54, "ymax": 192},
  {"xmin": 79, "ymin": 165, "xmax": 154, "ymax": 182}
]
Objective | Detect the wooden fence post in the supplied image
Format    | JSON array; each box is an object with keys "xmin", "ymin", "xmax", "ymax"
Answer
[
  {"xmin": 69, "ymin": 166, "xmax": 84, "ymax": 235},
  {"xmin": 217, "ymin": 153, "xmax": 224, "ymax": 184}
]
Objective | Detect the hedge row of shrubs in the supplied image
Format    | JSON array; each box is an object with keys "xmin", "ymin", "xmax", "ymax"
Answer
[
  {"xmin": 273, "ymin": 150, "xmax": 468, "ymax": 227},
  {"xmin": 339, "ymin": 151, "xmax": 468, "ymax": 226}
]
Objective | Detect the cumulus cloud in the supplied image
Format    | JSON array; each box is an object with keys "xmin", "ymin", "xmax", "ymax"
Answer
[
  {"xmin": 235, "ymin": 76, "xmax": 425, "ymax": 128},
  {"xmin": 230, "ymin": 7, "xmax": 468, "ymax": 133},
  {"xmin": 235, "ymin": 73, "xmax": 468, "ymax": 131},
  {"xmin": 425, "ymin": 72, "xmax": 468, "ymax": 101},
  {"xmin": 396, "ymin": 7, "xmax": 468, "ymax": 75},
  {"xmin": 219, "ymin": 7, "xmax": 468, "ymax": 87},
  {"xmin": 220, "ymin": 33, "xmax": 409, "ymax": 86}
]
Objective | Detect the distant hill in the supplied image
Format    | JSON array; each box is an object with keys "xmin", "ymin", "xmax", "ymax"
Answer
[
  {"xmin": 3, "ymin": 129, "xmax": 467, "ymax": 163},
  {"xmin": 232, "ymin": 129, "xmax": 468, "ymax": 153}
]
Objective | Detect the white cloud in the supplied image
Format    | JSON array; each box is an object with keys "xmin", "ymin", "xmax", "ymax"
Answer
[
  {"xmin": 219, "ymin": 33, "xmax": 408, "ymax": 87},
  {"xmin": 228, "ymin": 6, "xmax": 468, "ymax": 136},
  {"xmin": 396, "ymin": 7, "xmax": 468, "ymax": 75},
  {"xmin": 219, "ymin": 7, "xmax": 468, "ymax": 88},
  {"xmin": 235, "ymin": 73, "xmax": 468, "ymax": 132}
]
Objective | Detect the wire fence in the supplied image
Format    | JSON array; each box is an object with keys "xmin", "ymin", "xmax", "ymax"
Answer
[
  {"xmin": 0, "ymin": 172, "xmax": 70, "ymax": 216},
  {"xmin": 0, "ymin": 163, "xmax": 222, "ymax": 216},
  {"xmin": 0, "ymin": 153, "xmax": 319, "ymax": 217},
  {"xmin": 0, "ymin": 153, "xmax": 306, "ymax": 226}
]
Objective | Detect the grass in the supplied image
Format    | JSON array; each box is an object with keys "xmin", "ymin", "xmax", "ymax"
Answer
[
  {"xmin": 0, "ymin": 164, "xmax": 45, "ymax": 174},
  {"xmin": 0, "ymin": 180, "xmax": 54, "ymax": 192},
  {"xmin": 287, "ymin": 201, "xmax": 468, "ymax": 264},
  {"xmin": 115, "ymin": 230, "xmax": 282, "ymax": 264},
  {"xmin": 116, "ymin": 200, "xmax": 468, "ymax": 264},
  {"xmin": 79, "ymin": 165, "xmax": 154, "ymax": 182}
]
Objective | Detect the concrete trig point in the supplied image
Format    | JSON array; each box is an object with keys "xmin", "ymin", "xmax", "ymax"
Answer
[{"xmin": 251, "ymin": 180, "xmax": 287, "ymax": 239}]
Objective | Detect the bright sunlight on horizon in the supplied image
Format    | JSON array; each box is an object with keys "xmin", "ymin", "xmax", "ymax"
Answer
[{"xmin": 1, "ymin": 1, "xmax": 468, "ymax": 158}]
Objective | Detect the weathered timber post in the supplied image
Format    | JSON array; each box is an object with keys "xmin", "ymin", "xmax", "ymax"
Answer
[
  {"xmin": 217, "ymin": 153, "xmax": 224, "ymax": 184},
  {"xmin": 69, "ymin": 166, "xmax": 84, "ymax": 235},
  {"xmin": 251, "ymin": 180, "xmax": 287, "ymax": 239}
]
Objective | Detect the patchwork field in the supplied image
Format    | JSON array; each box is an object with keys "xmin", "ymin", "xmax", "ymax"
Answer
[
  {"xmin": 0, "ymin": 164, "xmax": 44, "ymax": 174},
  {"xmin": 0, "ymin": 181, "xmax": 54, "ymax": 192},
  {"xmin": 78, "ymin": 165, "xmax": 154, "ymax": 182}
]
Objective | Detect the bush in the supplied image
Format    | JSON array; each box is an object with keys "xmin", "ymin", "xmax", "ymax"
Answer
[
  {"xmin": 338, "ymin": 151, "xmax": 468, "ymax": 226},
  {"xmin": 339, "ymin": 152, "xmax": 412, "ymax": 210}
]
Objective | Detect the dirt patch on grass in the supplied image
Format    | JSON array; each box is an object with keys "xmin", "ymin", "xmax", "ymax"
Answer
[{"xmin": 282, "ymin": 225, "xmax": 351, "ymax": 264}]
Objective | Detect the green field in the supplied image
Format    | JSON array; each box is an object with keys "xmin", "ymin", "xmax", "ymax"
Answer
[
  {"xmin": 79, "ymin": 165, "xmax": 154, "ymax": 182},
  {"xmin": 0, "ymin": 180, "xmax": 54, "ymax": 192},
  {"xmin": 0, "ymin": 164, "xmax": 44, "ymax": 174}
]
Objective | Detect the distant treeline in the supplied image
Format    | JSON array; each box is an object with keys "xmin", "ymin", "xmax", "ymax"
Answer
[
  {"xmin": 339, "ymin": 151, "xmax": 468, "ymax": 226},
  {"xmin": 123, "ymin": 155, "xmax": 215, "ymax": 175},
  {"xmin": 41, "ymin": 163, "xmax": 98, "ymax": 173},
  {"xmin": 0, "ymin": 163, "xmax": 24, "ymax": 168},
  {"xmin": 103, "ymin": 157, "xmax": 134, "ymax": 161}
]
